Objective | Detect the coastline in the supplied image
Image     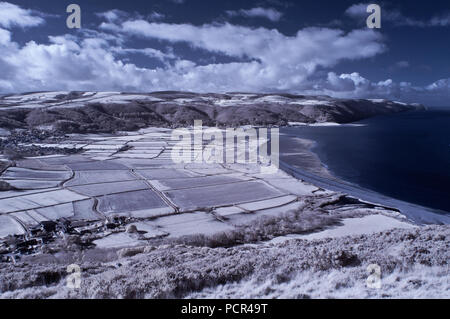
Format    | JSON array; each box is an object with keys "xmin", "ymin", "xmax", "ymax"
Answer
[
  {"xmin": 0, "ymin": 92, "xmax": 448, "ymax": 298},
  {"xmin": 0, "ymin": 125, "xmax": 448, "ymax": 298},
  {"xmin": 279, "ymin": 133, "xmax": 450, "ymax": 225}
]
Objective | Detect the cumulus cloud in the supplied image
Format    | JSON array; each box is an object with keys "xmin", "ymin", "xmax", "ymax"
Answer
[
  {"xmin": 0, "ymin": 2, "xmax": 449, "ymax": 105},
  {"xmin": 102, "ymin": 20, "xmax": 386, "ymax": 92},
  {"xmin": 107, "ymin": 21, "xmax": 387, "ymax": 93},
  {"xmin": 346, "ymin": 3, "xmax": 450, "ymax": 27},
  {"xmin": 427, "ymin": 78, "xmax": 450, "ymax": 92},
  {"xmin": 0, "ymin": 1, "xmax": 45, "ymax": 28},
  {"xmin": 309, "ymin": 72, "xmax": 450, "ymax": 106},
  {"xmin": 345, "ymin": 3, "xmax": 368, "ymax": 18},
  {"xmin": 319, "ymin": 72, "xmax": 396, "ymax": 97},
  {"xmin": 226, "ymin": 7, "xmax": 283, "ymax": 22},
  {"xmin": 113, "ymin": 21, "xmax": 385, "ymax": 60},
  {"xmin": 0, "ymin": 27, "xmax": 11, "ymax": 45},
  {"xmin": 0, "ymin": 13, "xmax": 387, "ymax": 94}
]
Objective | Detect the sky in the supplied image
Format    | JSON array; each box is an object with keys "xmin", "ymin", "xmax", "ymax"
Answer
[{"xmin": 0, "ymin": 0, "xmax": 449, "ymax": 105}]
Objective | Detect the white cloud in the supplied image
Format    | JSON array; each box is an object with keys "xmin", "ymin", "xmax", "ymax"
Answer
[
  {"xmin": 0, "ymin": 1, "xmax": 44, "ymax": 28},
  {"xmin": 113, "ymin": 47, "xmax": 176, "ymax": 62},
  {"xmin": 0, "ymin": 2, "xmax": 449, "ymax": 105},
  {"xmin": 111, "ymin": 20, "xmax": 386, "ymax": 86},
  {"xmin": 388, "ymin": 60, "xmax": 410, "ymax": 72},
  {"xmin": 96, "ymin": 9, "xmax": 129, "ymax": 23},
  {"xmin": 322, "ymin": 72, "xmax": 397, "ymax": 97},
  {"xmin": 0, "ymin": 17, "xmax": 387, "ymax": 94},
  {"xmin": 427, "ymin": 78, "xmax": 450, "ymax": 91},
  {"xmin": 148, "ymin": 12, "xmax": 165, "ymax": 21},
  {"xmin": 345, "ymin": 3, "xmax": 368, "ymax": 18},
  {"xmin": 395, "ymin": 61, "xmax": 410, "ymax": 68},
  {"xmin": 226, "ymin": 7, "xmax": 283, "ymax": 22},
  {"xmin": 96, "ymin": 9, "xmax": 164, "ymax": 23},
  {"xmin": 310, "ymin": 72, "xmax": 450, "ymax": 105},
  {"xmin": 430, "ymin": 13, "xmax": 450, "ymax": 26},
  {"xmin": 0, "ymin": 27, "xmax": 11, "ymax": 45}
]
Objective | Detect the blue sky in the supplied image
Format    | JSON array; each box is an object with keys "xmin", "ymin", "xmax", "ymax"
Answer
[{"xmin": 0, "ymin": 0, "xmax": 449, "ymax": 105}]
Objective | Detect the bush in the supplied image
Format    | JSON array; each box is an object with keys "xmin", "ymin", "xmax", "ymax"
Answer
[{"xmin": 172, "ymin": 209, "xmax": 340, "ymax": 248}]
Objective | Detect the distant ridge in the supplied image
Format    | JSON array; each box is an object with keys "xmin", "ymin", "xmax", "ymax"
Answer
[{"xmin": 0, "ymin": 91, "xmax": 424, "ymax": 134}]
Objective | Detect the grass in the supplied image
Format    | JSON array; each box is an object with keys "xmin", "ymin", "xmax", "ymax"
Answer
[{"xmin": 171, "ymin": 209, "xmax": 341, "ymax": 248}]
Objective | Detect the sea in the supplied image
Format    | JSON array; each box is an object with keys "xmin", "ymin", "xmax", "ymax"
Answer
[{"xmin": 280, "ymin": 107, "xmax": 450, "ymax": 216}]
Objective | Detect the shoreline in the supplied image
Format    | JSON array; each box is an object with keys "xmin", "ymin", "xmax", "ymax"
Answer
[
  {"xmin": 0, "ymin": 126, "xmax": 448, "ymax": 298},
  {"xmin": 279, "ymin": 134, "xmax": 450, "ymax": 225}
]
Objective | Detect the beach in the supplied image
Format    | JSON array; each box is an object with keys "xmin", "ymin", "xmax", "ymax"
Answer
[{"xmin": 279, "ymin": 132, "xmax": 450, "ymax": 224}]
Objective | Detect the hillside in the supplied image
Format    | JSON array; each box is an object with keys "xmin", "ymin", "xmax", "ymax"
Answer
[{"xmin": 0, "ymin": 92, "xmax": 424, "ymax": 133}]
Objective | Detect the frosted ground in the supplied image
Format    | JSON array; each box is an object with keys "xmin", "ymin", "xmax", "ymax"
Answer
[
  {"xmin": 0, "ymin": 126, "xmax": 447, "ymax": 298},
  {"xmin": 1, "ymin": 226, "xmax": 448, "ymax": 299},
  {"xmin": 0, "ymin": 126, "xmax": 413, "ymax": 245}
]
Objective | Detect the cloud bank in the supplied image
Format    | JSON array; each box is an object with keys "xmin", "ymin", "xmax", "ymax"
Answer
[
  {"xmin": 0, "ymin": 1, "xmax": 45, "ymax": 28},
  {"xmin": 0, "ymin": 2, "xmax": 449, "ymax": 106},
  {"xmin": 226, "ymin": 7, "xmax": 283, "ymax": 22}
]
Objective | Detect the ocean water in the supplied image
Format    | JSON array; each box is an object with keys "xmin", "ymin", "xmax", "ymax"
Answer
[{"xmin": 281, "ymin": 108, "xmax": 450, "ymax": 214}]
